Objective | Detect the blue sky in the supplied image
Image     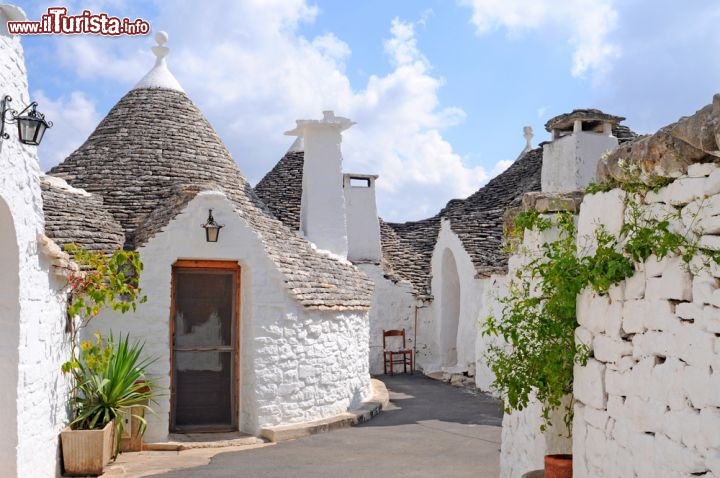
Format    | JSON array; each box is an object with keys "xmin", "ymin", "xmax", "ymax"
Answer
[{"xmin": 14, "ymin": 1, "xmax": 720, "ymax": 222}]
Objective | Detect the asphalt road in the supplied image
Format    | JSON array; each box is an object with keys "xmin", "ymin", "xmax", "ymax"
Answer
[{"xmin": 151, "ymin": 374, "xmax": 503, "ymax": 478}]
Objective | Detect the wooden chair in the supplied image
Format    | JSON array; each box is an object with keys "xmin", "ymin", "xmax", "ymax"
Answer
[{"xmin": 383, "ymin": 329, "xmax": 413, "ymax": 375}]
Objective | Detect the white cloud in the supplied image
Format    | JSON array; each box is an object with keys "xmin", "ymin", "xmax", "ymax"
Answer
[
  {"xmin": 38, "ymin": 2, "xmax": 498, "ymax": 221},
  {"xmin": 33, "ymin": 90, "xmax": 100, "ymax": 171},
  {"xmin": 459, "ymin": 0, "xmax": 620, "ymax": 77}
]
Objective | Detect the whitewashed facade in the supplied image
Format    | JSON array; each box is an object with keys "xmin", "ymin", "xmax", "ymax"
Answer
[{"xmin": 0, "ymin": 6, "xmax": 71, "ymax": 477}]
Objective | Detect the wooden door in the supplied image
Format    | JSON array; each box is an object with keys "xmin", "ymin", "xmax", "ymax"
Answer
[{"xmin": 170, "ymin": 260, "xmax": 240, "ymax": 432}]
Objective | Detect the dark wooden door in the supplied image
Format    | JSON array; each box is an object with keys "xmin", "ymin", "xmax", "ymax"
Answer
[{"xmin": 171, "ymin": 261, "xmax": 240, "ymax": 432}]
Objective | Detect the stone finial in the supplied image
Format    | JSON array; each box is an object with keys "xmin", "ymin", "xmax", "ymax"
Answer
[
  {"xmin": 152, "ymin": 31, "xmax": 170, "ymax": 62},
  {"xmin": 523, "ymin": 126, "xmax": 533, "ymax": 152},
  {"xmin": 133, "ymin": 30, "xmax": 184, "ymax": 92}
]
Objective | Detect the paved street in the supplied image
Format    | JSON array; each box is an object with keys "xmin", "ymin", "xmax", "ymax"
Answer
[{"xmin": 147, "ymin": 374, "xmax": 503, "ymax": 478}]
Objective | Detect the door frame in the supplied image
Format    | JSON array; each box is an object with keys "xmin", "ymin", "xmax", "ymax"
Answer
[{"xmin": 169, "ymin": 259, "xmax": 241, "ymax": 432}]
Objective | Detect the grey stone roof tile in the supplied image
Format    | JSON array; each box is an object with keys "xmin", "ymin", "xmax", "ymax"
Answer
[{"xmin": 41, "ymin": 178, "xmax": 125, "ymax": 253}]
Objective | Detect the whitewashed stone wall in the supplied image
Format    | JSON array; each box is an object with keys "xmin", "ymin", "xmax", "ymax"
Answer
[
  {"xmin": 499, "ymin": 223, "xmax": 572, "ymax": 478},
  {"xmin": 86, "ymin": 191, "xmax": 370, "ymax": 439},
  {"xmin": 357, "ymin": 263, "xmax": 416, "ymax": 375},
  {"xmin": 0, "ymin": 6, "xmax": 71, "ymax": 477},
  {"xmin": 573, "ymin": 166, "xmax": 720, "ymax": 477}
]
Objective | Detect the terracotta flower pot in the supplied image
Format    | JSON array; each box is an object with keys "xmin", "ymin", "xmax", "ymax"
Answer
[{"xmin": 544, "ymin": 454, "xmax": 572, "ymax": 478}]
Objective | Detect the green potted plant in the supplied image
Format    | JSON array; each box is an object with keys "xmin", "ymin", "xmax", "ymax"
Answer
[
  {"xmin": 61, "ymin": 334, "xmax": 156, "ymax": 476},
  {"xmin": 59, "ymin": 245, "xmax": 152, "ymax": 476}
]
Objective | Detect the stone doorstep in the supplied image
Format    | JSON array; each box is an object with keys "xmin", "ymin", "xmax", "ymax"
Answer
[
  {"xmin": 141, "ymin": 378, "xmax": 390, "ymax": 449},
  {"xmin": 143, "ymin": 433, "xmax": 265, "ymax": 451},
  {"xmin": 260, "ymin": 378, "xmax": 390, "ymax": 443}
]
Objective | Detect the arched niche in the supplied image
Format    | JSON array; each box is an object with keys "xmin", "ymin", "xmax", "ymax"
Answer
[{"xmin": 440, "ymin": 248, "xmax": 460, "ymax": 368}]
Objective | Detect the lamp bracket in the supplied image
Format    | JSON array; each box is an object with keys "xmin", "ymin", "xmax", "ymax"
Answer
[{"xmin": 1, "ymin": 95, "xmax": 53, "ymax": 142}]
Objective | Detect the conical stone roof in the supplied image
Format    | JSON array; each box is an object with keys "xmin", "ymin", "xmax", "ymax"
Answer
[{"xmin": 49, "ymin": 38, "xmax": 372, "ymax": 310}]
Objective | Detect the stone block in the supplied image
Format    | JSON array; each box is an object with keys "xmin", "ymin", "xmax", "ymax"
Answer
[
  {"xmin": 577, "ymin": 190, "xmax": 625, "ymax": 255},
  {"xmin": 662, "ymin": 408, "xmax": 701, "ymax": 449},
  {"xmin": 574, "ymin": 359, "xmax": 606, "ymax": 409},
  {"xmin": 585, "ymin": 424, "xmax": 607, "ymax": 470},
  {"xmin": 624, "ymin": 270, "xmax": 645, "ymax": 300},
  {"xmin": 645, "ymin": 254, "xmax": 669, "ymax": 278},
  {"xmin": 708, "ymin": 451, "xmax": 720, "ymax": 477},
  {"xmin": 699, "ymin": 235, "xmax": 720, "ymax": 251},
  {"xmin": 687, "ymin": 162, "xmax": 718, "ymax": 178},
  {"xmin": 632, "ymin": 331, "xmax": 671, "ymax": 360},
  {"xmin": 644, "ymin": 188, "xmax": 665, "ymax": 204},
  {"xmin": 645, "ymin": 257, "xmax": 692, "ymax": 301},
  {"xmin": 623, "ymin": 300, "xmax": 646, "ymax": 334},
  {"xmin": 577, "ymin": 288, "xmax": 609, "ymax": 334},
  {"xmin": 698, "ymin": 408, "xmax": 720, "ymax": 449},
  {"xmin": 629, "ymin": 430, "xmax": 656, "ymax": 477},
  {"xmin": 676, "ymin": 301, "xmax": 703, "ymax": 321},
  {"xmin": 593, "ymin": 335, "xmax": 632, "ymax": 363},
  {"xmin": 654, "ymin": 433, "xmax": 706, "ymax": 475},
  {"xmin": 705, "ymin": 169, "xmax": 720, "ymax": 196},
  {"xmin": 651, "ymin": 357, "xmax": 688, "ymax": 410},
  {"xmin": 643, "ymin": 300, "xmax": 680, "ymax": 332},
  {"xmin": 693, "ymin": 272, "xmax": 717, "ymax": 305},
  {"xmin": 675, "ymin": 323, "xmax": 715, "ymax": 368},
  {"xmin": 583, "ymin": 405, "xmax": 609, "ymax": 430},
  {"xmin": 682, "ymin": 364, "xmax": 712, "ymax": 409},
  {"xmin": 575, "ymin": 326, "xmax": 593, "ymax": 349},
  {"xmin": 710, "ymin": 289, "xmax": 720, "ymax": 309},
  {"xmin": 606, "ymin": 394, "xmax": 625, "ymax": 421},
  {"xmin": 701, "ymin": 305, "xmax": 720, "ymax": 333},
  {"xmin": 664, "ymin": 177, "xmax": 708, "ymax": 206},
  {"xmin": 606, "ymin": 301, "xmax": 623, "ymax": 339},
  {"xmin": 624, "ymin": 395, "xmax": 665, "ymax": 433}
]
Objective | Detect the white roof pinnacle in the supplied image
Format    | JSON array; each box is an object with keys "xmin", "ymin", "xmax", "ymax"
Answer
[{"xmin": 133, "ymin": 31, "xmax": 184, "ymax": 92}]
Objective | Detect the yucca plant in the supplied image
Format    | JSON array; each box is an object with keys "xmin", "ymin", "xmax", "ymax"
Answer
[{"xmin": 64, "ymin": 333, "xmax": 156, "ymax": 454}]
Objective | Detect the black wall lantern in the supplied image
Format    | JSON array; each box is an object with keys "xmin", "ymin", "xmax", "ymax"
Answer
[
  {"xmin": 201, "ymin": 209, "xmax": 224, "ymax": 242},
  {"xmin": 1, "ymin": 95, "xmax": 53, "ymax": 146}
]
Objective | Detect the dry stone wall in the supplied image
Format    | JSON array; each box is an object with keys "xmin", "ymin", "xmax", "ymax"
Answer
[{"xmin": 573, "ymin": 166, "xmax": 720, "ymax": 478}]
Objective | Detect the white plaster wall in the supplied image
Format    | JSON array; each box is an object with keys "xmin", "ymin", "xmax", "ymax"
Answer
[
  {"xmin": 357, "ymin": 263, "xmax": 416, "ymax": 375},
  {"xmin": 344, "ymin": 175, "xmax": 382, "ymax": 263},
  {"xmin": 85, "ymin": 191, "xmax": 370, "ymax": 439},
  {"xmin": 573, "ymin": 167, "xmax": 720, "ymax": 477},
  {"xmin": 0, "ymin": 7, "xmax": 71, "ymax": 477},
  {"xmin": 474, "ymin": 273, "xmax": 508, "ymax": 393},
  {"xmin": 542, "ymin": 132, "xmax": 618, "ymax": 193},
  {"xmin": 423, "ymin": 220, "xmax": 483, "ymax": 374},
  {"xmin": 298, "ymin": 125, "xmax": 348, "ymax": 258}
]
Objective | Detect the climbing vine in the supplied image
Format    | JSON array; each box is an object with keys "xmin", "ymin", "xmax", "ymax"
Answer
[
  {"xmin": 483, "ymin": 164, "xmax": 720, "ymax": 433},
  {"xmin": 62, "ymin": 244, "xmax": 147, "ymax": 371}
]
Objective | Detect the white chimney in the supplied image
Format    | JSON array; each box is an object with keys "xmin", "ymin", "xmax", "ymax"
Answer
[
  {"xmin": 541, "ymin": 109, "xmax": 622, "ymax": 193},
  {"xmin": 344, "ymin": 173, "xmax": 381, "ymax": 263},
  {"xmin": 285, "ymin": 111, "xmax": 355, "ymax": 258}
]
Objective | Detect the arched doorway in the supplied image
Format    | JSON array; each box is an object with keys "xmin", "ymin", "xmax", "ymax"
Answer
[
  {"xmin": 0, "ymin": 198, "xmax": 19, "ymax": 475},
  {"xmin": 440, "ymin": 248, "xmax": 460, "ymax": 368}
]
